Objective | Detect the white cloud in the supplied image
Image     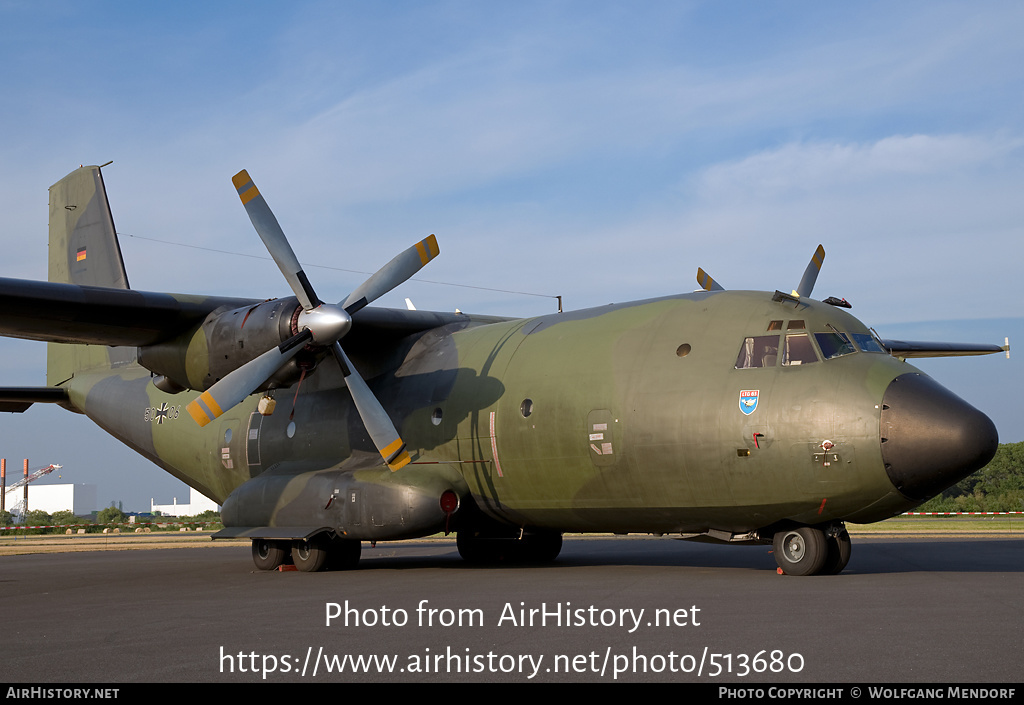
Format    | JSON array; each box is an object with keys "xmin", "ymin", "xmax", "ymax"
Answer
[
  {"xmin": 695, "ymin": 135, "xmax": 1023, "ymax": 202},
  {"xmin": 666, "ymin": 134, "xmax": 1024, "ymax": 323}
]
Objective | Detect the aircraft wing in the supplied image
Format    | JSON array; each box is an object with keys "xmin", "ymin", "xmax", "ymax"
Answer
[
  {"xmin": 0, "ymin": 277, "xmax": 257, "ymax": 346},
  {"xmin": 0, "ymin": 276, "xmax": 517, "ymax": 409},
  {"xmin": 0, "ymin": 277, "xmax": 513, "ymax": 347},
  {"xmin": 880, "ymin": 338, "xmax": 1008, "ymax": 358}
]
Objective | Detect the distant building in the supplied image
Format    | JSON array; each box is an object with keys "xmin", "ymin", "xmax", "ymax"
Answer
[
  {"xmin": 150, "ymin": 487, "xmax": 219, "ymax": 516},
  {"xmin": 2, "ymin": 483, "xmax": 96, "ymax": 518}
]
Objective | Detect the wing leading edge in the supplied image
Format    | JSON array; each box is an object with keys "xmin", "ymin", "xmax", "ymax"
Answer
[
  {"xmin": 879, "ymin": 338, "xmax": 1009, "ymax": 359},
  {"xmin": 0, "ymin": 277, "xmax": 255, "ymax": 346}
]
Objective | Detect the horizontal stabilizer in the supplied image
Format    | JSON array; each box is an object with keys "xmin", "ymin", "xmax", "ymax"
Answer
[{"xmin": 0, "ymin": 387, "xmax": 69, "ymax": 413}]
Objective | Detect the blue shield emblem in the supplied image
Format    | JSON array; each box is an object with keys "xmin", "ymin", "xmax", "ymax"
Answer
[{"xmin": 739, "ymin": 390, "xmax": 759, "ymax": 415}]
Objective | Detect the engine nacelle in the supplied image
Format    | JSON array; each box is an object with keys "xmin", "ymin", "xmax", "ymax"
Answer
[{"xmin": 139, "ymin": 297, "xmax": 306, "ymax": 392}]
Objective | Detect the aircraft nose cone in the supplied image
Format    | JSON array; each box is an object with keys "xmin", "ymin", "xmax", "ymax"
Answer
[{"xmin": 880, "ymin": 373, "xmax": 998, "ymax": 501}]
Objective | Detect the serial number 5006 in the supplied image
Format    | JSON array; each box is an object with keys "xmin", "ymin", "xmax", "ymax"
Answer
[
  {"xmin": 144, "ymin": 404, "xmax": 181, "ymax": 424},
  {"xmin": 708, "ymin": 650, "xmax": 804, "ymax": 677}
]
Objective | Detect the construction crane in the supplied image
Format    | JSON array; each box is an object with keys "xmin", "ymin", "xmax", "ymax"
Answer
[{"xmin": 3, "ymin": 464, "xmax": 62, "ymax": 522}]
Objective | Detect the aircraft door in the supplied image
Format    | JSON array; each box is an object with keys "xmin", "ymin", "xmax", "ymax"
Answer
[{"xmin": 246, "ymin": 411, "xmax": 263, "ymax": 475}]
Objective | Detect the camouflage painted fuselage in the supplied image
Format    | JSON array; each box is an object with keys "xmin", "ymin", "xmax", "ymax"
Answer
[{"xmin": 64, "ymin": 288, "xmax": 942, "ymax": 540}]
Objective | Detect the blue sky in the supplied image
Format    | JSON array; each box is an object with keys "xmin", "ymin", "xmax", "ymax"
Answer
[{"xmin": 1, "ymin": 1, "xmax": 1021, "ymax": 511}]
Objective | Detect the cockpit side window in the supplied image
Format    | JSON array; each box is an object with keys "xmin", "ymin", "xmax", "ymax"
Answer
[
  {"xmin": 850, "ymin": 332, "xmax": 885, "ymax": 353},
  {"xmin": 815, "ymin": 331, "xmax": 856, "ymax": 360},
  {"xmin": 783, "ymin": 333, "xmax": 819, "ymax": 365},
  {"xmin": 735, "ymin": 335, "xmax": 780, "ymax": 368}
]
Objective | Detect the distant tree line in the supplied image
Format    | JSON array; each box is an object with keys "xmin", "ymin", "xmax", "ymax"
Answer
[
  {"xmin": 916, "ymin": 441, "xmax": 1024, "ymax": 513},
  {"xmin": 1, "ymin": 507, "xmax": 222, "ymax": 533}
]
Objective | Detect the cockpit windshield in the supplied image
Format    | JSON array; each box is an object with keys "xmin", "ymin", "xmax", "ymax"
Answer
[
  {"xmin": 736, "ymin": 322, "xmax": 880, "ymax": 369},
  {"xmin": 850, "ymin": 332, "xmax": 885, "ymax": 353},
  {"xmin": 814, "ymin": 331, "xmax": 856, "ymax": 360},
  {"xmin": 735, "ymin": 335, "xmax": 779, "ymax": 369},
  {"xmin": 783, "ymin": 333, "xmax": 818, "ymax": 365}
]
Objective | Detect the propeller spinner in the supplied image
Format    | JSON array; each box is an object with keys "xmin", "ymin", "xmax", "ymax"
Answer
[{"xmin": 185, "ymin": 170, "xmax": 440, "ymax": 472}]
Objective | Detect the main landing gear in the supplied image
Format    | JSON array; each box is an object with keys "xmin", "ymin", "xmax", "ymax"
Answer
[
  {"xmin": 772, "ymin": 524, "xmax": 851, "ymax": 576},
  {"xmin": 457, "ymin": 529, "xmax": 563, "ymax": 565},
  {"xmin": 251, "ymin": 535, "xmax": 361, "ymax": 572}
]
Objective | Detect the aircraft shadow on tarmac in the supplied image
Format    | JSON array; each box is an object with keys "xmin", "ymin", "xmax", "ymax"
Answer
[{"xmin": 343, "ymin": 537, "xmax": 1024, "ymax": 575}]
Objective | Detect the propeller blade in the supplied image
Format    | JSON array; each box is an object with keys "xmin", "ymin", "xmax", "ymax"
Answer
[
  {"xmin": 331, "ymin": 343, "xmax": 410, "ymax": 471},
  {"xmin": 793, "ymin": 244, "xmax": 826, "ymax": 299},
  {"xmin": 696, "ymin": 267, "xmax": 725, "ymax": 292},
  {"xmin": 224, "ymin": 174, "xmax": 435, "ymax": 466},
  {"xmin": 232, "ymin": 170, "xmax": 322, "ymax": 311},
  {"xmin": 185, "ymin": 330, "xmax": 312, "ymax": 427},
  {"xmin": 341, "ymin": 235, "xmax": 439, "ymax": 314}
]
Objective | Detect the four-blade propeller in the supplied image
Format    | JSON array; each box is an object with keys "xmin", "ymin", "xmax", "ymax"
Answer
[
  {"xmin": 696, "ymin": 244, "xmax": 826, "ymax": 298},
  {"xmin": 185, "ymin": 170, "xmax": 439, "ymax": 472}
]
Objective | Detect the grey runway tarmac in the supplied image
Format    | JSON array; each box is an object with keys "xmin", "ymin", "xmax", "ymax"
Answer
[{"xmin": 0, "ymin": 535, "xmax": 1021, "ymax": 684}]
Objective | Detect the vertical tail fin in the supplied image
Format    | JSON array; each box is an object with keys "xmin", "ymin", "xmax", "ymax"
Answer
[
  {"xmin": 46, "ymin": 165, "xmax": 133, "ymax": 385},
  {"xmin": 48, "ymin": 165, "xmax": 129, "ymax": 288}
]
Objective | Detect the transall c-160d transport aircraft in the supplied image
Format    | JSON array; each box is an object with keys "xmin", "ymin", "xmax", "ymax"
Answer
[{"xmin": 0, "ymin": 165, "xmax": 1005, "ymax": 575}]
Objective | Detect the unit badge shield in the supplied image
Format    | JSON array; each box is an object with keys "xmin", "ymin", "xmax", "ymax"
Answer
[{"xmin": 739, "ymin": 389, "xmax": 759, "ymax": 415}]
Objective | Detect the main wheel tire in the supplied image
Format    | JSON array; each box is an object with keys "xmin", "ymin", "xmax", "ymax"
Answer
[
  {"xmin": 456, "ymin": 530, "xmax": 490, "ymax": 564},
  {"xmin": 521, "ymin": 532, "xmax": 562, "ymax": 563},
  {"xmin": 292, "ymin": 536, "xmax": 330, "ymax": 572},
  {"xmin": 251, "ymin": 539, "xmax": 288, "ymax": 570},
  {"xmin": 327, "ymin": 538, "xmax": 362, "ymax": 571},
  {"xmin": 821, "ymin": 529, "xmax": 852, "ymax": 575},
  {"xmin": 773, "ymin": 527, "xmax": 828, "ymax": 576}
]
